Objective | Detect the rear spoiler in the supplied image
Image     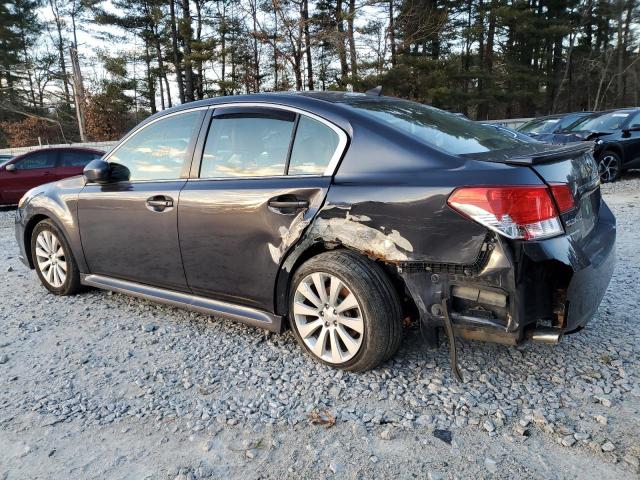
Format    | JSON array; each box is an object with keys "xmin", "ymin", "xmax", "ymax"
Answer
[{"xmin": 505, "ymin": 142, "xmax": 595, "ymax": 166}]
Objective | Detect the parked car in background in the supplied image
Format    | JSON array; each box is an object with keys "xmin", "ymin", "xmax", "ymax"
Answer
[
  {"xmin": 517, "ymin": 112, "xmax": 592, "ymax": 141},
  {"xmin": 0, "ymin": 147, "xmax": 104, "ymax": 205},
  {"xmin": 543, "ymin": 108, "xmax": 640, "ymax": 182},
  {"xmin": 15, "ymin": 93, "xmax": 615, "ymax": 372}
]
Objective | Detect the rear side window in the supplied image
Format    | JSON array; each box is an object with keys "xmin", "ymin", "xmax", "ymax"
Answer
[
  {"xmin": 60, "ymin": 151, "xmax": 102, "ymax": 167},
  {"xmin": 108, "ymin": 111, "xmax": 201, "ymax": 181},
  {"xmin": 288, "ymin": 116, "xmax": 339, "ymax": 175},
  {"xmin": 200, "ymin": 115, "xmax": 295, "ymax": 178},
  {"xmin": 341, "ymin": 97, "xmax": 533, "ymax": 155},
  {"xmin": 15, "ymin": 151, "xmax": 57, "ymax": 170}
]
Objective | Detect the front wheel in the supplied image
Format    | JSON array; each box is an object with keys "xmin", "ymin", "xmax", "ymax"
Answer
[
  {"xmin": 288, "ymin": 251, "xmax": 403, "ymax": 371},
  {"xmin": 31, "ymin": 219, "xmax": 81, "ymax": 295},
  {"xmin": 598, "ymin": 151, "xmax": 622, "ymax": 183}
]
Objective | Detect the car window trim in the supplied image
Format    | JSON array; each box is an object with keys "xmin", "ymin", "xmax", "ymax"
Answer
[
  {"xmin": 191, "ymin": 102, "xmax": 349, "ymax": 180},
  {"xmin": 100, "ymin": 106, "xmax": 208, "ymax": 184}
]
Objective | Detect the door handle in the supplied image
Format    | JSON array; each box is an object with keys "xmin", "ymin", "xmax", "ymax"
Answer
[
  {"xmin": 146, "ymin": 196, "xmax": 174, "ymax": 212},
  {"xmin": 268, "ymin": 200, "xmax": 309, "ymax": 209}
]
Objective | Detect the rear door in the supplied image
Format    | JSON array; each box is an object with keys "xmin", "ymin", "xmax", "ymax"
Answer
[
  {"xmin": 178, "ymin": 105, "xmax": 347, "ymax": 311},
  {"xmin": 57, "ymin": 150, "xmax": 103, "ymax": 179},
  {"xmin": 622, "ymin": 111, "xmax": 640, "ymax": 167},
  {"xmin": 0, "ymin": 150, "xmax": 58, "ymax": 204},
  {"xmin": 78, "ymin": 109, "xmax": 206, "ymax": 291}
]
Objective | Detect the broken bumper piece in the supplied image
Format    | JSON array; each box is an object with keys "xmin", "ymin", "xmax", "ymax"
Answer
[{"xmin": 399, "ymin": 201, "xmax": 616, "ymax": 346}]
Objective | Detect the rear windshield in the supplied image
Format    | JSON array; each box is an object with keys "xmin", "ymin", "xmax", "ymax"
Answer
[
  {"xmin": 340, "ymin": 97, "xmax": 534, "ymax": 155},
  {"xmin": 568, "ymin": 111, "xmax": 632, "ymax": 132}
]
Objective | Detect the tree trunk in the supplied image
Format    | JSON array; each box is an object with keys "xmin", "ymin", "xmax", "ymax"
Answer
[
  {"xmin": 251, "ymin": 0, "xmax": 260, "ymax": 92},
  {"xmin": 181, "ymin": 0, "xmax": 195, "ymax": 101},
  {"xmin": 615, "ymin": 0, "xmax": 624, "ymax": 103},
  {"xmin": 169, "ymin": 0, "xmax": 185, "ymax": 103},
  {"xmin": 144, "ymin": 41, "xmax": 157, "ymax": 114},
  {"xmin": 302, "ymin": 0, "xmax": 313, "ymax": 90},
  {"xmin": 272, "ymin": 3, "xmax": 278, "ymax": 90},
  {"xmin": 347, "ymin": 0, "xmax": 357, "ymax": 82},
  {"xmin": 336, "ymin": 0, "xmax": 349, "ymax": 87},
  {"xmin": 154, "ymin": 37, "xmax": 172, "ymax": 108},
  {"xmin": 48, "ymin": 0, "xmax": 71, "ymax": 108},
  {"xmin": 389, "ymin": 0, "xmax": 396, "ymax": 67}
]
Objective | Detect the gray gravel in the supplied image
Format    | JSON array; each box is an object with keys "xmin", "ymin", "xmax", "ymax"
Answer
[{"xmin": 0, "ymin": 173, "xmax": 639, "ymax": 479}]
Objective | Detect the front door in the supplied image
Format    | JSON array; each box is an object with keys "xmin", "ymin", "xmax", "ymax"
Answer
[
  {"xmin": 179, "ymin": 105, "xmax": 347, "ymax": 312},
  {"xmin": 78, "ymin": 109, "xmax": 206, "ymax": 291}
]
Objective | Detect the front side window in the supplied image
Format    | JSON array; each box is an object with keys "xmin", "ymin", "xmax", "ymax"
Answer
[
  {"xmin": 288, "ymin": 116, "xmax": 340, "ymax": 175},
  {"xmin": 15, "ymin": 151, "xmax": 56, "ymax": 170},
  {"xmin": 340, "ymin": 97, "xmax": 534, "ymax": 155},
  {"xmin": 108, "ymin": 111, "xmax": 201, "ymax": 181},
  {"xmin": 200, "ymin": 115, "xmax": 295, "ymax": 178}
]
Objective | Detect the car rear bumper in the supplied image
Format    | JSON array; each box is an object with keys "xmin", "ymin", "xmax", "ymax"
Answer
[
  {"xmin": 522, "ymin": 200, "xmax": 616, "ymax": 332},
  {"xmin": 399, "ymin": 199, "xmax": 616, "ymax": 344}
]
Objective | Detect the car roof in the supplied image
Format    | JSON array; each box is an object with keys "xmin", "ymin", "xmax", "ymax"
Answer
[{"xmin": 11, "ymin": 146, "xmax": 104, "ymax": 161}]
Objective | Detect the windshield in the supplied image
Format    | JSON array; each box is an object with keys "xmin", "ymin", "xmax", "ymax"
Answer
[
  {"xmin": 568, "ymin": 111, "xmax": 632, "ymax": 132},
  {"xmin": 339, "ymin": 97, "xmax": 534, "ymax": 155},
  {"xmin": 519, "ymin": 117, "xmax": 561, "ymax": 134}
]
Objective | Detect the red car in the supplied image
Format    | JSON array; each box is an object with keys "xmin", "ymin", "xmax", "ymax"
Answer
[{"xmin": 0, "ymin": 147, "xmax": 104, "ymax": 206}]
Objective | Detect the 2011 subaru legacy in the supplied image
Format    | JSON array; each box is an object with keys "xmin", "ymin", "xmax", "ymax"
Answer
[{"xmin": 15, "ymin": 92, "xmax": 616, "ymax": 373}]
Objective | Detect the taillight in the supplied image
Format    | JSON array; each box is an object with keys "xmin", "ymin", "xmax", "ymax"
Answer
[
  {"xmin": 447, "ymin": 186, "xmax": 566, "ymax": 240},
  {"xmin": 548, "ymin": 183, "xmax": 576, "ymax": 213}
]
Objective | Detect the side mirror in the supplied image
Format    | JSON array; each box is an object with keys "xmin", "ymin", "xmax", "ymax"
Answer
[
  {"xmin": 83, "ymin": 159, "xmax": 111, "ymax": 184},
  {"xmin": 5, "ymin": 164, "xmax": 16, "ymax": 172}
]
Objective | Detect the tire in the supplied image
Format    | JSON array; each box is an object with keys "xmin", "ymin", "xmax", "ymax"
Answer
[
  {"xmin": 598, "ymin": 151, "xmax": 622, "ymax": 183},
  {"xmin": 288, "ymin": 250, "xmax": 403, "ymax": 371},
  {"xmin": 30, "ymin": 219, "xmax": 81, "ymax": 296}
]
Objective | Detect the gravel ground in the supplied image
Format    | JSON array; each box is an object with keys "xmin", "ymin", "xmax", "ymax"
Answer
[{"xmin": 1, "ymin": 174, "xmax": 639, "ymax": 479}]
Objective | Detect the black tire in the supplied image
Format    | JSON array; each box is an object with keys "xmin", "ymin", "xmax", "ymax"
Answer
[
  {"xmin": 30, "ymin": 219, "xmax": 81, "ymax": 296},
  {"xmin": 598, "ymin": 151, "xmax": 622, "ymax": 183},
  {"xmin": 288, "ymin": 250, "xmax": 403, "ymax": 372}
]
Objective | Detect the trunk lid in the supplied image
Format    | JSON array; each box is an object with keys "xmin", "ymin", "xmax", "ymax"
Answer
[
  {"xmin": 466, "ymin": 142, "xmax": 601, "ymax": 241},
  {"xmin": 527, "ymin": 146, "xmax": 601, "ymax": 241}
]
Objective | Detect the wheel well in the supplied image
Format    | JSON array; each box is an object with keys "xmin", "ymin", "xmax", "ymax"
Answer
[
  {"xmin": 23, "ymin": 214, "xmax": 50, "ymax": 268},
  {"xmin": 600, "ymin": 145, "xmax": 624, "ymax": 162},
  {"xmin": 277, "ymin": 243, "xmax": 418, "ymax": 325}
]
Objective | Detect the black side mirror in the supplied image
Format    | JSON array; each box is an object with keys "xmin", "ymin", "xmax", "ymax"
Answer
[
  {"xmin": 83, "ymin": 159, "xmax": 111, "ymax": 184},
  {"xmin": 5, "ymin": 164, "xmax": 16, "ymax": 172}
]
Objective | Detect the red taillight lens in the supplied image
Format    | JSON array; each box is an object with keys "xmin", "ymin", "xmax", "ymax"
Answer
[
  {"xmin": 549, "ymin": 183, "xmax": 575, "ymax": 213},
  {"xmin": 448, "ymin": 186, "xmax": 565, "ymax": 240}
]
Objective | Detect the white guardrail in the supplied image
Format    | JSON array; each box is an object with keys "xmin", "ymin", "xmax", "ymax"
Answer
[
  {"xmin": 0, "ymin": 117, "xmax": 534, "ymax": 157},
  {"xmin": 0, "ymin": 141, "xmax": 118, "ymax": 157}
]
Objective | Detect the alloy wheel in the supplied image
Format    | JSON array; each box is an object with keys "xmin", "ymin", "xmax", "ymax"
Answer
[
  {"xmin": 35, "ymin": 230, "xmax": 67, "ymax": 288},
  {"xmin": 293, "ymin": 272, "xmax": 364, "ymax": 364},
  {"xmin": 598, "ymin": 154, "xmax": 619, "ymax": 182}
]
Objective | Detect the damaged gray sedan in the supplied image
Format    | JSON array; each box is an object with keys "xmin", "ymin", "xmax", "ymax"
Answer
[{"xmin": 15, "ymin": 92, "xmax": 615, "ymax": 374}]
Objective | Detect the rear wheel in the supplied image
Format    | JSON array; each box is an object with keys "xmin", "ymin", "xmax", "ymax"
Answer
[
  {"xmin": 289, "ymin": 251, "xmax": 403, "ymax": 371},
  {"xmin": 598, "ymin": 151, "xmax": 622, "ymax": 182},
  {"xmin": 31, "ymin": 219, "xmax": 81, "ymax": 295}
]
